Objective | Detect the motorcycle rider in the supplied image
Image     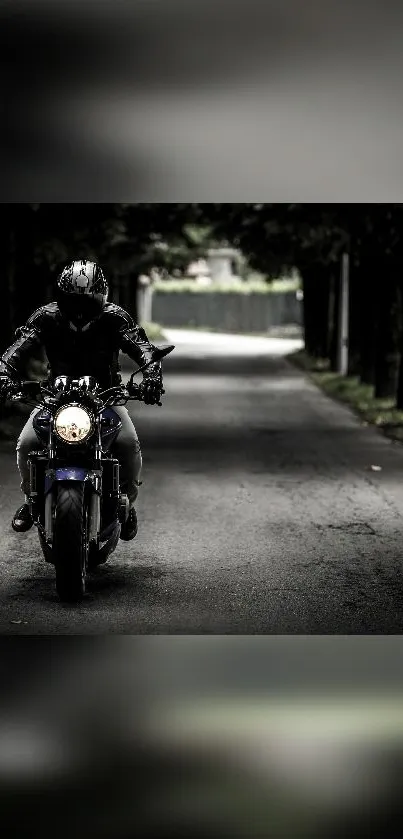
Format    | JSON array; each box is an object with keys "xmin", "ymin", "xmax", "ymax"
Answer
[{"xmin": 0, "ymin": 260, "xmax": 163, "ymax": 541}]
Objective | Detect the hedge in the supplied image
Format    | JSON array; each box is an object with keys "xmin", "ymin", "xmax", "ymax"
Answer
[{"xmin": 153, "ymin": 279, "xmax": 300, "ymax": 295}]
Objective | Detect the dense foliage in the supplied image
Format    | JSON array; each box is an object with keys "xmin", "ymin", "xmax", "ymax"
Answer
[
  {"xmin": 201, "ymin": 204, "xmax": 403, "ymax": 407},
  {"xmin": 2, "ymin": 203, "xmax": 403, "ymax": 407},
  {"xmin": 0, "ymin": 203, "xmax": 205, "ymax": 349}
]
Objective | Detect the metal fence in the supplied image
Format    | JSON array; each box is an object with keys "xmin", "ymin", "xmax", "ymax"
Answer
[{"xmin": 152, "ymin": 291, "xmax": 303, "ymax": 333}]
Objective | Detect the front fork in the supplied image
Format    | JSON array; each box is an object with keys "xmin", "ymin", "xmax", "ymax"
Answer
[
  {"xmin": 31, "ymin": 423, "xmax": 124, "ymax": 544},
  {"xmin": 41, "ymin": 422, "xmax": 105, "ymax": 545},
  {"xmin": 42, "ymin": 471, "xmax": 103, "ymax": 544}
]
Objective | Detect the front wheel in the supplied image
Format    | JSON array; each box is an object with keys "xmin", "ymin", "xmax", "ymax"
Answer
[{"xmin": 53, "ymin": 483, "xmax": 89, "ymax": 603}]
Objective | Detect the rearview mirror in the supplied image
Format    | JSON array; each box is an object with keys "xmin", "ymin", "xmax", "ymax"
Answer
[
  {"xmin": 131, "ymin": 345, "xmax": 176, "ymax": 382},
  {"xmin": 151, "ymin": 345, "xmax": 175, "ymax": 362}
]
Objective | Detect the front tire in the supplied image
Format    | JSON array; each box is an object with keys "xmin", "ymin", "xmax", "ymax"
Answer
[{"xmin": 53, "ymin": 483, "xmax": 89, "ymax": 603}]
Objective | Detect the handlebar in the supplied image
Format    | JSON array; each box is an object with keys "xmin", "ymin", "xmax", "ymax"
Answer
[
  {"xmin": 1, "ymin": 347, "xmax": 173, "ymax": 408},
  {"xmin": 97, "ymin": 383, "xmax": 141, "ymax": 399},
  {"xmin": 7, "ymin": 379, "xmax": 163, "ymax": 408}
]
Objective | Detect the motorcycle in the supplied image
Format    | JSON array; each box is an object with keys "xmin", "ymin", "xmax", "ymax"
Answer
[{"xmin": 8, "ymin": 345, "xmax": 174, "ymax": 603}]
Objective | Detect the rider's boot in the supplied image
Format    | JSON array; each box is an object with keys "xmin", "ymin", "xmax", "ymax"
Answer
[
  {"xmin": 12, "ymin": 500, "xmax": 34, "ymax": 533},
  {"xmin": 119, "ymin": 480, "xmax": 141, "ymax": 542},
  {"xmin": 120, "ymin": 505, "xmax": 138, "ymax": 541}
]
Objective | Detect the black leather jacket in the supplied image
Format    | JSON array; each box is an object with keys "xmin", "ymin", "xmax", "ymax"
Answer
[{"xmin": 0, "ymin": 302, "xmax": 162, "ymax": 389}]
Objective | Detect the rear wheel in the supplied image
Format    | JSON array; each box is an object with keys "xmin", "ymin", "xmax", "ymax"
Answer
[{"xmin": 53, "ymin": 483, "xmax": 89, "ymax": 603}]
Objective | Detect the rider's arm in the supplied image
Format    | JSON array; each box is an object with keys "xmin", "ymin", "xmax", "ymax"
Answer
[
  {"xmin": 116, "ymin": 310, "xmax": 162, "ymax": 383},
  {"xmin": 0, "ymin": 308, "xmax": 45, "ymax": 379}
]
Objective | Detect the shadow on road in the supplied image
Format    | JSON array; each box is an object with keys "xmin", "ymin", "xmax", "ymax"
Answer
[{"xmin": 10, "ymin": 560, "xmax": 168, "ymax": 609}]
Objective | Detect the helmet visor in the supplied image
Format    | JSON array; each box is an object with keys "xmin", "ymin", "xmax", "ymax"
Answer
[{"xmin": 57, "ymin": 292, "xmax": 105, "ymax": 326}]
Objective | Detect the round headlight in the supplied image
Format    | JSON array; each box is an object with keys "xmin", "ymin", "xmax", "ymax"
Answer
[{"xmin": 54, "ymin": 405, "xmax": 93, "ymax": 444}]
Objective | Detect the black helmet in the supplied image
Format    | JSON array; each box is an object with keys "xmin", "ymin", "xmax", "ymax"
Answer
[{"xmin": 56, "ymin": 260, "xmax": 108, "ymax": 326}]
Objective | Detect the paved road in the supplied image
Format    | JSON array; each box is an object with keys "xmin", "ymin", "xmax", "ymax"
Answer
[{"xmin": 2, "ymin": 329, "xmax": 403, "ymax": 634}]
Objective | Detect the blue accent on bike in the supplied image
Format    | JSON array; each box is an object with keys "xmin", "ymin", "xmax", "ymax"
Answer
[
  {"xmin": 55, "ymin": 467, "xmax": 89, "ymax": 482},
  {"xmin": 33, "ymin": 409, "xmax": 52, "ymax": 445},
  {"xmin": 101, "ymin": 407, "xmax": 120, "ymax": 423},
  {"xmin": 100, "ymin": 407, "xmax": 122, "ymax": 449},
  {"xmin": 45, "ymin": 467, "xmax": 90, "ymax": 494},
  {"xmin": 33, "ymin": 409, "xmax": 52, "ymax": 426}
]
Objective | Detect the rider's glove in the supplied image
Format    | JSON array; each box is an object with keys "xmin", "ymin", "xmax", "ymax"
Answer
[
  {"xmin": 0, "ymin": 375, "xmax": 15, "ymax": 403},
  {"xmin": 140, "ymin": 377, "xmax": 163, "ymax": 406}
]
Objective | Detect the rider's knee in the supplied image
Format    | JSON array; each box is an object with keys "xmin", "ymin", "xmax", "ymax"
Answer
[{"xmin": 17, "ymin": 433, "xmax": 36, "ymax": 454}]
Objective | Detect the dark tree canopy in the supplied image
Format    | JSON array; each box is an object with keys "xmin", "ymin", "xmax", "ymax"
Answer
[{"xmin": 2, "ymin": 202, "xmax": 403, "ymax": 406}]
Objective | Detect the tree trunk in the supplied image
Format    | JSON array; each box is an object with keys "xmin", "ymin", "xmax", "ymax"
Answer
[
  {"xmin": 395, "ymin": 276, "xmax": 403, "ymax": 409},
  {"xmin": 109, "ymin": 273, "xmax": 120, "ymax": 305},
  {"xmin": 357, "ymin": 260, "xmax": 377, "ymax": 386},
  {"xmin": 9, "ymin": 205, "xmax": 46, "ymax": 329},
  {"xmin": 127, "ymin": 275, "xmax": 139, "ymax": 322},
  {"xmin": 347, "ymin": 260, "xmax": 362, "ymax": 376},
  {"xmin": 0, "ymin": 222, "xmax": 18, "ymax": 352},
  {"xmin": 301, "ymin": 264, "xmax": 330, "ymax": 358},
  {"xmin": 329, "ymin": 270, "xmax": 341, "ymax": 372},
  {"xmin": 327, "ymin": 270, "xmax": 336, "ymax": 362},
  {"xmin": 118, "ymin": 273, "xmax": 131, "ymax": 312},
  {"xmin": 374, "ymin": 275, "xmax": 401, "ymax": 399}
]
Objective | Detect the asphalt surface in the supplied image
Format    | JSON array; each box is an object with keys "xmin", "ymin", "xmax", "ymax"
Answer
[{"xmin": 2, "ymin": 329, "xmax": 403, "ymax": 634}]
